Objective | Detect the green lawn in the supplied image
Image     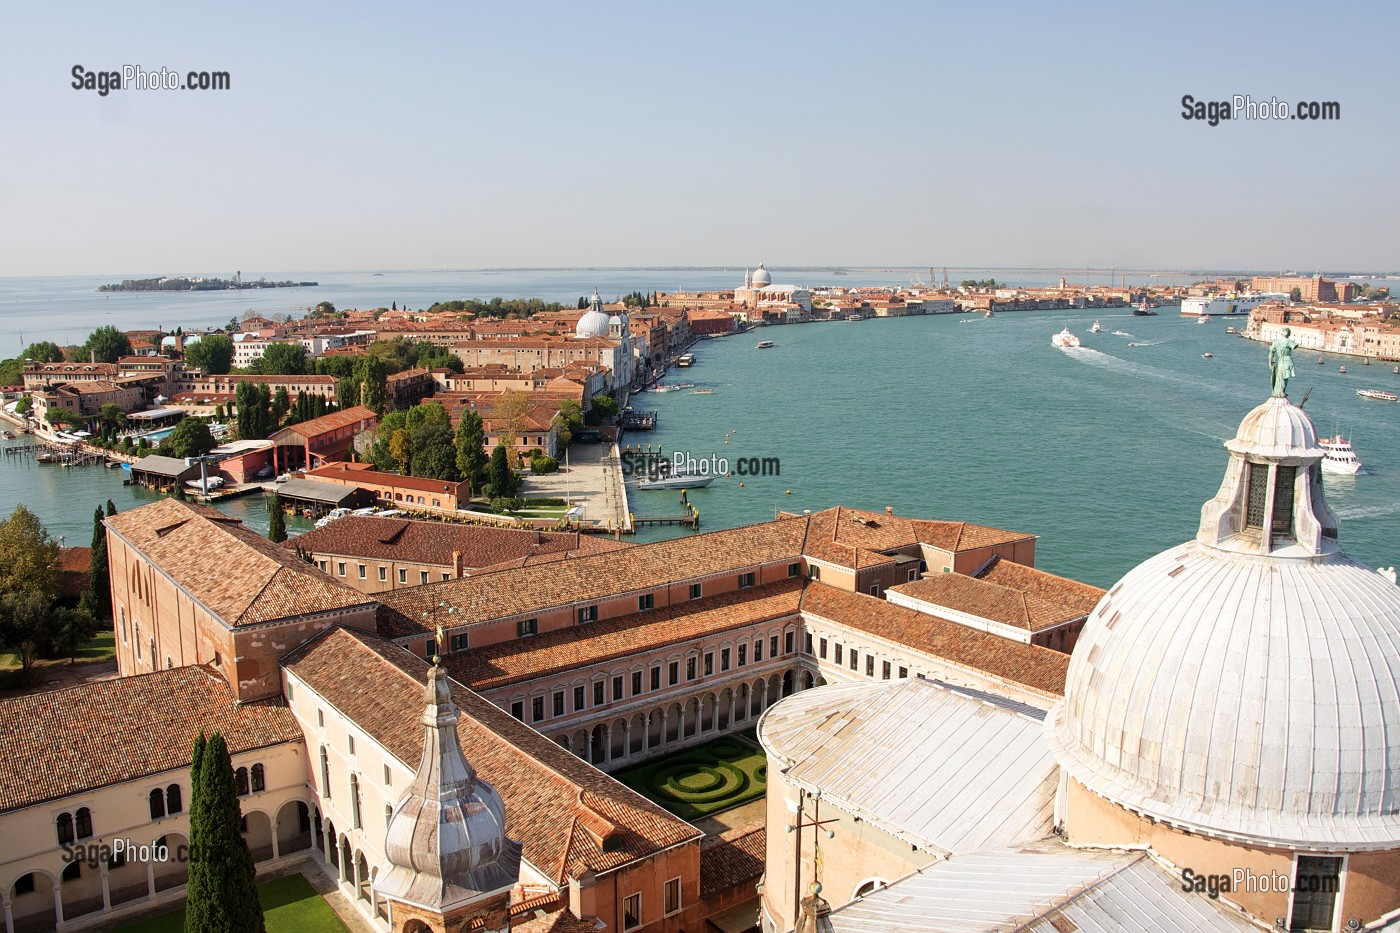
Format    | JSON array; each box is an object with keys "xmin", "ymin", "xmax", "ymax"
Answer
[
  {"xmin": 0, "ymin": 628, "xmax": 115, "ymax": 672},
  {"xmin": 613, "ymin": 735, "xmax": 768, "ymax": 821},
  {"xmin": 112, "ymin": 873, "xmax": 350, "ymax": 933}
]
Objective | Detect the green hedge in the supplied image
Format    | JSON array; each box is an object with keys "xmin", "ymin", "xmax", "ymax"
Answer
[{"xmin": 613, "ymin": 735, "xmax": 767, "ymax": 820}]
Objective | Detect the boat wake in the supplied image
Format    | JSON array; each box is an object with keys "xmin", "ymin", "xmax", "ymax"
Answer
[
  {"xmin": 1334, "ymin": 501, "xmax": 1399, "ymax": 520},
  {"xmin": 1060, "ymin": 346, "xmax": 1202, "ymax": 388}
]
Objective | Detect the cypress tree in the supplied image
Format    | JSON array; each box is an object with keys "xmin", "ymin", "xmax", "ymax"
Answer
[
  {"xmin": 89, "ymin": 507, "xmax": 111, "ymax": 621},
  {"xmin": 185, "ymin": 733, "xmax": 208, "ymax": 930},
  {"xmin": 185, "ymin": 733, "xmax": 265, "ymax": 933},
  {"xmin": 267, "ymin": 493, "xmax": 286, "ymax": 544},
  {"xmin": 106, "ymin": 500, "xmax": 117, "ymax": 517}
]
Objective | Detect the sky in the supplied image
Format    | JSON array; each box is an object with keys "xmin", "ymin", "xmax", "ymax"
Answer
[{"xmin": 1, "ymin": 0, "xmax": 1396, "ymax": 276}]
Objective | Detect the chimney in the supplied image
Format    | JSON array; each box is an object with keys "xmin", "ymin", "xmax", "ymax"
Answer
[
  {"xmin": 451, "ymin": 549, "xmax": 463, "ymax": 579},
  {"xmin": 90, "ymin": 349, "xmax": 96, "ymax": 363},
  {"xmin": 885, "ymin": 506, "xmax": 893, "ymax": 516}
]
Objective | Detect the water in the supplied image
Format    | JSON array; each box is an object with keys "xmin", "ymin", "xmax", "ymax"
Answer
[{"xmin": 3, "ymin": 271, "xmax": 1399, "ymax": 587}]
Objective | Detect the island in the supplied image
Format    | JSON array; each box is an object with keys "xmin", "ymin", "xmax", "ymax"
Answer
[{"xmin": 98, "ymin": 275, "xmax": 317, "ymax": 292}]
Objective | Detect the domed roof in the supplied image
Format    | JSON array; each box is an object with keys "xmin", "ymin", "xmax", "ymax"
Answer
[
  {"xmin": 751, "ymin": 263, "xmax": 772, "ymax": 287},
  {"xmin": 576, "ymin": 289, "xmax": 610, "ymax": 339},
  {"xmin": 1047, "ymin": 395, "xmax": 1400, "ymax": 850}
]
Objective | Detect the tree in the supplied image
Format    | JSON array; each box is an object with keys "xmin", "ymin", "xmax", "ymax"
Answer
[
  {"xmin": 314, "ymin": 301, "xmax": 336, "ymax": 316},
  {"xmin": 412, "ymin": 423, "xmax": 459, "ymax": 481},
  {"xmin": 271, "ymin": 387, "xmax": 290, "ymax": 427},
  {"xmin": 99, "ymin": 403, "xmax": 126, "ymax": 435},
  {"xmin": 486, "ymin": 443, "xmax": 519, "ymax": 499},
  {"xmin": 53, "ymin": 601, "xmax": 100, "ymax": 664},
  {"xmin": 253, "ymin": 342, "xmax": 308, "ymax": 376},
  {"xmin": 106, "ymin": 500, "xmax": 117, "ymax": 517},
  {"xmin": 234, "ymin": 383, "xmax": 274, "ymax": 440},
  {"xmin": 267, "ymin": 492, "xmax": 286, "ymax": 544},
  {"xmin": 22, "ymin": 341, "xmax": 66, "ymax": 363},
  {"xmin": 0, "ymin": 505, "xmax": 60, "ymax": 601},
  {"xmin": 185, "ymin": 733, "xmax": 266, "ymax": 933},
  {"xmin": 14, "ymin": 395, "xmax": 32, "ymax": 416},
  {"xmin": 184, "ymin": 334, "xmax": 235, "ymax": 374},
  {"xmin": 590, "ymin": 393, "xmax": 619, "ymax": 423},
  {"xmin": 388, "ymin": 428, "xmax": 413, "ymax": 475},
  {"xmin": 81, "ymin": 325, "xmax": 133, "ymax": 363},
  {"xmin": 0, "ymin": 591, "xmax": 58, "ymax": 674},
  {"xmin": 455, "ymin": 411, "xmax": 488, "ymax": 493},
  {"xmin": 1290, "ymin": 287, "xmax": 1303, "ymax": 303},
  {"xmin": 167, "ymin": 419, "xmax": 217, "ymax": 458},
  {"xmin": 89, "ymin": 507, "xmax": 111, "ymax": 622}
]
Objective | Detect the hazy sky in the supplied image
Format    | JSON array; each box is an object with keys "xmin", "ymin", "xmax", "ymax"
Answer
[{"xmin": 2, "ymin": 1, "xmax": 1396, "ymax": 276}]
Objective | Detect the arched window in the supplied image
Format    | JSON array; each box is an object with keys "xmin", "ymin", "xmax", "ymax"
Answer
[
  {"xmin": 149, "ymin": 788, "xmax": 166, "ymax": 820},
  {"xmin": 319, "ymin": 747, "xmax": 331, "ymax": 798},
  {"xmin": 251, "ymin": 763, "xmax": 265, "ymax": 793},
  {"xmin": 385, "ymin": 804, "xmax": 393, "ymax": 829},
  {"xmin": 75, "ymin": 807, "xmax": 92, "ymax": 839},
  {"xmin": 57, "ymin": 812, "xmax": 75, "ymax": 845},
  {"xmin": 166, "ymin": 784, "xmax": 183, "ymax": 814},
  {"xmin": 235, "ymin": 767, "xmax": 250, "ymax": 797},
  {"xmin": 350, "ymin": 774, "xmax": 362, "ymax": 830}
]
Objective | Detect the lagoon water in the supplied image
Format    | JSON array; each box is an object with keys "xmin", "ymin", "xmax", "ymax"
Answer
[{"xmin": 3, "ymin": 272, "xmax": 1399, "ymax": 588}]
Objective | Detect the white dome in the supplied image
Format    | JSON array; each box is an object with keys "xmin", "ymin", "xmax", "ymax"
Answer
[
  {"xmin": 1047, "ymin": 395, "xmax": 1400, "ymax": 850},
  {"xmin": 751, "ymin": 263, "xmax": 772, "ymax": 287},
  {"xmin": 575, "ymin": 310, "xmax": 610, "ymax": 339}
]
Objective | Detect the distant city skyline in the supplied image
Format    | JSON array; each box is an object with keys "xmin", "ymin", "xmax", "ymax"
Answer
[{"xmin": 2, "ymin": 0, "xmax": 1396, "ymax": 276}]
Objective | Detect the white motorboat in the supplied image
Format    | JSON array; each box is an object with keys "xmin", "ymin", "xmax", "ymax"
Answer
[
  {"xmin": 755, "ymin": 340, "xmax": 775, "ymax": 349},
  {"xmin": 1090, "ymin": 320, "xmax": 1102, "ymax": 333},
  {"xmin": 638, "ymin": 472, "xmax": 716, "ymax": 490},
  {"xmin": 1357, "ymin": 389, "xmax": 1399, "ymax": 402},
  {"xmin": 1319, "ymin": 436, "xmax": 1363, "ymax": 475},
  {"xmin": 185, "ymin": 476, "xmax": 225, "ymax": 492},
  {"xmin": 315, "ymin": 507, "xmax": 353, "ymax": 528},
  {"xmin": 1051, "ymin": 327, "xmax": 1080, "ymax": 349}
]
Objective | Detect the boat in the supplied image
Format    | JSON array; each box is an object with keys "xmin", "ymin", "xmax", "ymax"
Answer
[
  {"xmin": 1318, "ymin": 358, "xmax": 1326, "ymax": 365},
  {"xmin": 755, "ymin": 340, "xmax": 775, "ymax": 349},
  {"xmin": 1197, "ymin": 314, "xmax": 1210, "ymax": 324},
  {"xmin": 1, "ymin": 430, "xmax": 13, "ymax": 440},
  {"xmin": 1051, "ymin": 327, "xmax": 1080, "ymax": 349},
  {"xmin": 1340, "ymin": 365, "xmax": 1347, "ymax": 374},
  {"xmin": 692, "ymin": 389, "xmax": 716, "ymax": 395},
  {"xmin": 639, "ymin": 472, "xmax": 716, "ymax": 490},
  {"xmin": 186, "ymin": 476, "xmax": 225, "ymax": 492},
  {"xmin": 652, "ymin": 383, "xmax": 693, "ymax": 393},
  {"xmin": 1112, "ymin": 330, "xmax": 1132, "ymax": 337},
  {"xmin": 315, "ymin": 507, "xmax": 353, "ymax": 528},
  {"xmin": 1202, "ymin": 353, "xmax": 1213, "ymax": 358},
  {"xmin": 1180, "ymin": 292, "xmax": 1290, "ymax": 317},
  {"xmin": 984, "ymin": 309, "xmax": 994, "ymax": 318},
  {"xmin": 1318, "ymin": 436, "xmax": 1363, "ymax": 475},
  {"xmin": 275, "ymin": 473, "xmax": 291, "ymax": 483},
  {"xmin": 254, "ymin": 464, "xmax": 274, "ymax": 479},
  {"xmin": 1090, "ymin": 320, "xmax": 1102, "ymax": 333},
  {"xmin": 676, "ymin": 353, "xmax": 696, "ymax": 368},
  {"xmin": 1226, "ymin": 326, "xmax": 1237, "ymax": 334},
  {"xmin": 1357, "ymin": 389, "xmax": 1399, "ymax": 402},
  {"xmin": 1133, "ymin": 301, "xmax": 1158, "ymax": 317},
  {"xmin": 1127, "ymin": 342, "xmax": 1148, "ymax": 347}
]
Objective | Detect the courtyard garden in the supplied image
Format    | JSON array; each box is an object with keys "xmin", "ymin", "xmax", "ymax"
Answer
[
  {"xmin": 613, "ymin": 734, "xmax": 767, "ymax": 822},
  {"xmin": 112, "ymin": 873, "xmax": 349, "ymax": 933}
]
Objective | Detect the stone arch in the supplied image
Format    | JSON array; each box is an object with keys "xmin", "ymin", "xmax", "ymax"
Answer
[
  {"xmin": 648, "ymin": 707, "xmax": 665, "ymax": 749},
  {"xmin": 666, "ymin": 702, "xmax": 684, "ymax": 743},
  {"xmin": 8, "ymin": 868, "xmax": 58, "ymax": 933},
  {"xmin": 152, "ymin": 832, "xmax": 189, "ymax": 892},
  {"xmin": 802, "ymin": 670, "xmax": 815, "ymax": 689},
  {"xmin": 572, "ymin": 728, "xmax": 589, "ymax": 760},
  {"xmin": 735, "ymin": 682, "xmax": 750, "ymax": 722},
  {"xmin": 719, "ymin": 687, "xmax": 734, "ymax": 730},
  {"xmin": 276, "ymin": 799, "xmax": 313, "ymax": 856},
  {"xmin": 338, "ymin": 835, "xmax": 353, "ymax": 885},
  {"xmin": 311, "ymin": 806, "xmax": 324, "ymax": 854},
  {"xmin": 403, "ymin": 920, "xmax": 432, "ymax": 933},
  {"xmin": 355, "ymin": 850, "xmax": 371, "ymax": 903},
  {"xmin": 555, "ymin": 733, "xmax": 570, "ymax": 751},
  {"xmin": 610, "ymin": 717, "xmax": 628, "ymax": 760},
  {"xmin": 243, "ymin": 808, "xmax": 275, "ymax": 862},
  {"xmin": 629, "ymin": 712, "xmax": 646, "ymax": 755},
  {"xmin": 782, "ymin": 669, "xmax": 795, "ymax": 696},
  {"xmin": 751, "ymin": 678, "xmax": 766, "ymax": 716},
  {"xmin": 61, "ymin": 853, "xmax": 103, "ymax": 921},
  {"xmin": 767, "ymin": 672, "xmax": 783, "ymax": 703},
  {"xmin": 325, "ymin": 821, "xmax": 340, "ymax": 869},
  {"xmin": 590, "ymin": 723, "xmax": 608, "ymax": 766},
  {"xmin": 107, "ymin": 839, "xmax": 151, "ymax": 908},
  {"xmin": 701, "ymin": 691, "xmax": 718, "ymax": 732}
]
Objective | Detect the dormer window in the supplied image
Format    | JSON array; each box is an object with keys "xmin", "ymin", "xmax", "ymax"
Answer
[
  {"xmin": 1271, "ymin": 465, "xmax": 1296, "ymax": 538},
  {"xmin": 1245, "ymin": 462, "xmax": 1269, "ymax": 529}
]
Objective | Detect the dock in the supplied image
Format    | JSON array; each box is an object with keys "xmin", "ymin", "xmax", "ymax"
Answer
[
  {"xmin": 620, "ymin": 410, "xmax": 658, "ymax": 430},
  {"xmin": 629, "ymin": 500, "xmax": 700, "ymax": 533}
]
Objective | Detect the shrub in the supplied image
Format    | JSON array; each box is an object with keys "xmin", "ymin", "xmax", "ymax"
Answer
[{"xmin": 530, "ymin": 455, "xmax": 558, "ymax": 475}]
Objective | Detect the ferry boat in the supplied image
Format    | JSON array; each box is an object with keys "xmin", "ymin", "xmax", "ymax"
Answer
[
  {"xmin": 1319, "ymin": 436, "xmax": 1364, "ymax": 475},
  {"xmin": 1226, "ymin": 326, "xmax": 1237, "ymax": 334},
  {"xmin": 1180, "ymin": 292, "xmax": 1289, "ymax": 317},
  {"xmin": 1090, "ymin": 320, "xmax": 1102, "ymax": 333},
  {"xmin": 639, "ymin": 471, "xmax": 715, "ymax": 490},
  {"xmin": 676, "ymin": 353, "xmax": 696, "ymax": 367},
  {"xmin": 1051, "ymin": 328, "xmax": 1080, "ymax": 349},
  {"xmin": 1357, "ymin": 389, "xmax": 1399, "ymax": 402},
  {"xmin": 1197, "ymin": 314, "xmax": 1210, "ymax": 324},
  {"xmin": 1133, "ymin": 301, "xmax": 1157, "ymax": 317},
  {"xmin": 755, "ymin": 340, "xmax": 775, "ymax": 349}
]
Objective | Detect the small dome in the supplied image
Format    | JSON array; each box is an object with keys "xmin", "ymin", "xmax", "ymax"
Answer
[
  {"xmin": 751, "ymin": 263, "xmax": 772, "ymax": 288},
  {"xmin": 1225, "ymin": 395, "xmax": 1321, "ymax": 460}
]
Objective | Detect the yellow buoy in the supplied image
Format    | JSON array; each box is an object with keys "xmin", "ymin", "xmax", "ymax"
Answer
[
  {"xmin": 738, "ymin": 482, "xmax": 745, "ymax": 487},
  {"xmin": 785, "ymin": 490, "xmax": 792, "ymax": 495}
]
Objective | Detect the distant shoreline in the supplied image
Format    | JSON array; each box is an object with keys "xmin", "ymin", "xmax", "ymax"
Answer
[{"xmin": 98, "ymin": 276, "xmax": 318, "ymax": 293}]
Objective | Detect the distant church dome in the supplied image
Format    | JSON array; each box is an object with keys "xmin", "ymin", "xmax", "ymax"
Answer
[
  {"xmin": 1047, "ymin": 395, "xmax": 1400, "ymax": 850},
  {"xmin": 575, "ymin": 288, "xmax": 610, "ymax": 339},
  {"xmin": 751, "ymin": 263, "xmax": 772, "ymax": 288}
]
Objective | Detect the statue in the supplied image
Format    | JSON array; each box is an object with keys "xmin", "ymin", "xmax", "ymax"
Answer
[{"xmin": 1269, "ymin": 327, "xmax": 1298, "ymax": 397}]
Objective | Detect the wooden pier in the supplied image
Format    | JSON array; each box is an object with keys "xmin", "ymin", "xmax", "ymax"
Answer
[
  {"xmin": 621, "ymin": 410, "xmax": 658, "ymax": 430},
  {"xmin": 5, "ymin": 440, "xmax": 106, "ymax": 467}
]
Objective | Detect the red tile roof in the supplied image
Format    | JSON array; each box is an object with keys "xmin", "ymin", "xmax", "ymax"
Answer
[
  {"xmin": 272, "ymin": 405, "xmax": 377, "ymax": 440},
  {"xmin": 306, "ymin": 463, "xmax": 466, "ymax": 496},
  {"xmin": 700, "ymin": 824, "xmax": 766, "ymax": 898},
  {"xmin": 888, "ymin": 573, "xmax": 1085, "ymax": 632},
  {"xmin": 973, "ymin": 556, "xmax": 1106, "ymax": 615},
  {"xmin": 0, "ymin": 665, "xmax": 300, "ymax": 812}
]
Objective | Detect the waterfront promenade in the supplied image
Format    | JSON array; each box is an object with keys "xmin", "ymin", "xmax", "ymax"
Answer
[{"xmin": 518, "ymin": 440, "xmax": 632, "ymax": 534}]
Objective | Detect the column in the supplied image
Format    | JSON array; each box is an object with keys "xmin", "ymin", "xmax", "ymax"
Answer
[
  {"xmin": 620, "ymin": 720, "xmax": 631, "ymax": 762},
  {"xmin": 53, "ymin": 883, "xmax": 63, "ymax": 927},
  {"xmin": 727, "ymin": 691, "xmax": 736, "ymax": 725},
  {"xmin": 4, "ymin": 890, "xmax": 14, "ymax": 933},
  {"xmin": 271, "ymin": 821, "xmax": 280, "ymax": 861},
  {"xmin": 99, "ymin": 861, "xmax": 110, "ymax": 911},
  {"xmin": 658, "ymin": 710, "xmax": 667, "ymax": 748},
  {"xmin": 601, "ymin": 726, "xmax": 611, "ymax": 765},
  {"xmin": 145, "ymin": 861, "xmax": 155, "ymax": 900}
]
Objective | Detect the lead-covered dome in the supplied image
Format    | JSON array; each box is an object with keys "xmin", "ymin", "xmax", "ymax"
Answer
[
  {"xmin": 576, "ymin": 288, "xmax": 610, "ymax": 339},
  {"xmin": 1046, "ymin": 394, "xmax": 1400, "ymax": 850},
  {"xmin": 751, "ymin": 263, "xmax": 771, "ymax": 287}
]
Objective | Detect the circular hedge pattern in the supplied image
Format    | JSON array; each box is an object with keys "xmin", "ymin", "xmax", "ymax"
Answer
[{"xmin": 650, "ymin": 761, "xmax": 749, "ymax": 804}]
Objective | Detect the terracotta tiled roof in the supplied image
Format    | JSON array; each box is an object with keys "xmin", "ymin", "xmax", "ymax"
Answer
[
  {"xmin": 271, "ymin": 405, "xmax": 377, "ymax": 439},
  {"xmin": 377, "ymin": 517, "xmax": 810, "ymax": 637},
  {"xmin": 282, "ymin": 628, "xmax": 700, "ymax": 882},
  {"xmin": 888, "ymin": 574, "xmax": 1085, "ymax": 632},
  {"xmin": 700, "ymin": 824, "xmax": 766, "ymax": 898},
  {"xmin": 58, "ymin": 546, "xmax": 92, "ymax": 573},
  {"xmin": 0, "ymin": 666, "xmax": 300, "ymax": 813},
  {"xmin": 284, "ymin": 516, "xmax": 627, "ymax": 569},
  {"xmin": 443, "ymin": 580, "xmax": 804, "ymax": 691},
  {"xmin": 306, "ymin": 463, "xmax": 465, "ymax": 496},
  {"xmin": 795, "ymin": 507, "xmax": 1034, "ymax": 570},
  {"xmin": 974, "ymin": 556, "xmax": 1106, "ymax": 615},
  {"xmin": 510, "ymin": 907, "xmax": 598, "ymax": 933},
  {"xmin": 104, "ymin": 499, "xmax": 373, "ymax": 626},
  {"xmin": 799, "ymin": 583, "xmax": 1068, "ymax": 698},
  {"xmin": 911, "ymin": 519, "xmax": 1036, "ymax": 552}
]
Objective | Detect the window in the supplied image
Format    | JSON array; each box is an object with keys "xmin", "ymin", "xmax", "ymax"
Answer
[
  {"xmin": 882, "ymin": 661, "xmax": 891, "ymax": 680},
  {"xmin": 398, "ymin": 568, "xmax": 407, "ymax": 584},
  {"xmin": 623, "ymin": 893, "xmax": 641, "ymax": 930},
  {"xmin": 451, "ymin": 632, "xmax": 469, "ymax": 652},
  {"xmin": 668, "ymin": 661, "xmax": 679, "ymax": 686},
  {"xmin": 357, "ymin": 564, "xmax": 366, "ymax": 579},
  {"xmin": 849, "ymin": 649, "xmax": 859, "ymax": 671},
  {"xmin": 754, "ymin": 639, "xmax": 763, "ymax": 662},
  {"xmin": 819, "ymin": 637, "xmax": 828, "ymax": 659},
  {"xmin": 650, "ymin": 666, "xmax": 661, "ymax": 690},
  {"xmin": 686, "ymin": 657, "xmax": 697, "ymax": 681},
  {"xmin": 420, "ymin": 571, "xmax": 429, "ymax": 585},
  {"xmin": 638, "ymin": 593, "xmax": 654, "ymax": 610},
  {"xmin": 337, "ymin": 562, "xmax": 346, "ymax": 576},
  {"xmin": 348, "ymin": 735, "xmax": 356, "ymax": 755},
  {"xmin": 149, "ymin": 788, "xmax": 166, "ymax": 820},
  {"xmin": 704, "ymin": 653, "xmax": 714, "ymax": 676},
  {"xmin": 554, "ymin": 691, "xmax": 565, "ymax": 716},
  {"xmin": 689, "ymin": 583, "xmax": 702, "ymax": 600},
  {"xmin": 425, "ymin": 639, "xmax": 437, "ymax": 659},
  {"xmin": 384, "ymin": 764, "xmax": 393, "ymax": 785},
  {"xmin": 804, "ymin": 632, "xmax": 813, "ymax": 654},
  {"xmin": 286, "ymin": 681, "xmax": 294, "ymax": 702},
  {"xmin": 908, "ymin": 568, "xmax": 918, "ymax": 582},
  {"xmin": 770, "ymin": 635, "xmax": 780, "ymax": 657},
  {"xmin": 517, "ymin": 618, "xmax": 538, "ymax": 637},
  {"xmin": 385, "ymin": 804, "xmax": 393, "ymax": 829},
  {"xmin": 664, "ymin": 876, "xmax": 682, "ymax": 915},
  {"xmin": 441, "ymin": 573, "xmax": 451, "ymax": 581},
  {"xmin": 578, "ymin": 605, "xmax": 598, "ymax": 624},
  {"xmin": 1245, "ymin": 462, "xmax": 1269, "ymax": 529},
  {"xmin": 532, "ymin": 696, "xmax": 545, "ymax": 722},
  {"xmin": 788, "ymin": 561, "xmax": 801, "ymax": 577},
  {"xmin": 320, "ymin": 747, "xmax": 331, "ymax": 797},
  {"xmin": 738, "ymin": 572, "xmax": 755, "ymax": 589},
  {"xmin": 738, "ymin": 643, "xmax": 748, "ymax": 666},
  {"xmin": 593, "ymin": 681, "xmax": 605, "ymax": 705},
  {"xmin": 1289, "ymin": 856, "xmax": 1342, "ymax": 932},
  {"xmin": 786, "ymin": 631, "xmax": 795, "ymax": 654},
  {"xmin": 1272, "ymin": 465, "xmax": 1297, "ymax": 537},
  {"xmin": 898, "ymin": 666, "xmax": 908, "ymax": 679},
  {"xmin": 57, "ymin": 813, "xmax": 75, "ymax": 846},
  {"xmin": 721, "ymin": 648, "xmax": 731, "ymax": 671},
  {"xmin": 236, "ymin": 767, "xmax": 251, "ymax": 796},
  {"xmin": 632, "ymin": 671, "xmax": 643, "ymax": 696},
  {"xmin": 810, "ymin": 564, "xmax": 821, "ymax": 581},
  {"xmin": 350, "ymin": 774, "xmax": 362, "ymax": 829},
  {"xmin": 574, "ymin": 685, "xmax": 586, "ymax": 711},
  {"xmin": 868, "ymin": 584, "xmax": 879, "ymax": 596},
  {"xmin": 166, "ymin": 784, "xmax": 183, "ymax": 814},
  {"xmin": 613, "ymin": 675, "xmax": 624, "ymax": 701},
  {"xmin": 379, "ymin": 566, "xmax": 387, "ymax": 582},
  {"xmin": 510, "ymin": 700, "xmax": 524, "ymax": 720},
  {"xmin": 834, "ymin": 644, "xmax": 843, "ymax": 664},
  {"xmin": 866, "ymin": 656, "xmax": 875, "ymax": 677}
]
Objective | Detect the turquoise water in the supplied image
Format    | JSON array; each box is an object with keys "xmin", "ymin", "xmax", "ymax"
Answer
[{"xmin": 4, "ymin": 303, "xmax": 1399, "ymax": 588}]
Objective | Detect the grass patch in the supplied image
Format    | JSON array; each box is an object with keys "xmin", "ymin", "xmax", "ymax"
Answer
[
  {"xmin": 613, "ymin": 735, "xmax": 767, "ymax": 821},
  {"xmin": 111, "ymin": 873, "xmax": 349, "ymax": 933},
  {"xmin": 0, "ymin": 628, "xmax": 115, "ymax": 672}
]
